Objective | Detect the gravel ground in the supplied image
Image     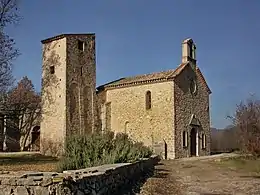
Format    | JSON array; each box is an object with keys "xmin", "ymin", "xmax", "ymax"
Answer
[{"xmin": 138, "ymin": 154, "xmax": 260, "ymax": 195}]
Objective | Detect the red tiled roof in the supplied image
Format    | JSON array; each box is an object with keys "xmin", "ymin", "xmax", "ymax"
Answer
[
  {"xmin": 97, "ymin": 62, "xmax": 211, "ymax": 94},
  {"xmin": 97, "ymin": 62, "xmax": 188, "ymax": 90}
]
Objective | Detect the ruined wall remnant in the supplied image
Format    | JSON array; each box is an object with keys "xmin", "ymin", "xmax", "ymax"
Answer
[{"xmin": 0, "ymin": 155, "xmax": 159, "ymax": 195}]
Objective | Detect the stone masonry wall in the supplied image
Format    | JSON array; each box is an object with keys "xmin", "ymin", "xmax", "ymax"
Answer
[
  {"xmin": 104, "ymin": 82, "xmax": 175, "ymax": 159},
  {"xmin": 174, "ymin": 63, "xmax": 211, "ymax": 158},
  {"xmin": 66, "ymin": 35, "xmax": 97, "ymax": 136},
  {"xmin": 40, "ymin": 34, "xmax": 97, "ymax": 157},
  {"xmin": 40, "ymin": 38, "xmax": 67, "ymax": 156},
  {"xmin": 0, "ymin": 155, "xmax": 159, "ymax": 195}
]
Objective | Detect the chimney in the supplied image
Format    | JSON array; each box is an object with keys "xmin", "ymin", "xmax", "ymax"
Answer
[{"xmin": 182, "ymin": 38, "xmax": 196, "ymax": 67}]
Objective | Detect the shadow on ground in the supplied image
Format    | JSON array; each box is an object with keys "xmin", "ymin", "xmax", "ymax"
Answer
[
  {"xmin": 240, "ymin": 175, "xmax": 260, "ymax": 179},
  {"xmin": 116, "ymin": 161, "xmax": 170, "ymax": 195},
  {"xmin": 0, "ymin": 153, "xmax": 58, "ymax": 165},
  {"xmin": 137, "ymin": 160, "xmax": 182, "ymax": 195}
]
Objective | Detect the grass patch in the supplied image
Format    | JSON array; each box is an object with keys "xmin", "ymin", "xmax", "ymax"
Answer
[{"xmin": 215, "ymin": 156, "xmax": 260, "ymax": 174}]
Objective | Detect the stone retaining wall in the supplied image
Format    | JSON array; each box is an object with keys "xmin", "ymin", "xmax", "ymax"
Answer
[{"xmin": 0, "ymin": 155, "xmax": 159, "ymax": 195}]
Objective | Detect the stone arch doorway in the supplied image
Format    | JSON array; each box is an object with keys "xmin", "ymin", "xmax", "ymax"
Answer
[
  {"xmin": 31, "ymin": 126, "xmax": 40, "ymax": 151},
  {"xmin": 190, "ymin": 128, "xmax": 196, "ymax": 156}
]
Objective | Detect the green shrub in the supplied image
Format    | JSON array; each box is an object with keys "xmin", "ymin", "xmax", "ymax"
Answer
[{"xmin": 58, "ymin": 131, "xmax": 153, "ymax": 171}]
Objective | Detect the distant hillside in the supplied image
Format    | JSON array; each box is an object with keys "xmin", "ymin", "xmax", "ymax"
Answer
[{"xmin": 210, "ymin": 126, "xmax": 239, "ymax": 154}]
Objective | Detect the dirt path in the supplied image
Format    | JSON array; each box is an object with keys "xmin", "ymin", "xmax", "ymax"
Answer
[{"xmin": 139, "ymin": 154, "xmax": 260, "ymax": 195}]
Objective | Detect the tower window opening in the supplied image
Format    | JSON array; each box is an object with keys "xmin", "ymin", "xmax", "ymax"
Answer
[
  {"xmin": 78, "ymin": 40, "xmax": 84, "ymax": 51},
  {"xmin": 50, "ymin": 66, "xmax": 55, "ymax": 74},
  {"xmin": 189, "ymin": 43, "xmax": 193, "ymax": 59}
]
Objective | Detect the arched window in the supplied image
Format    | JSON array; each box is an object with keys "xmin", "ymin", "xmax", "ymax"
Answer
[
  {"xmin": 183, "ymin": 131, "xmax": 188, "ymax": 148},
  {"xmin": 202, "ymin": 133, "xmax": 206, "ymax": 149},
  {"xmin": 145, "ymin": 91, "xmax": 151, "ymax": 110},
  {"xmin": 124, "ymin": 121, "xmax": 129, "ymax": 134}
]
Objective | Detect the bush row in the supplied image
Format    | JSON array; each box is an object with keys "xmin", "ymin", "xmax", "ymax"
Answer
[{"xmin": 58, "ymin": 131, "xmax": 153, "ymax": 171}]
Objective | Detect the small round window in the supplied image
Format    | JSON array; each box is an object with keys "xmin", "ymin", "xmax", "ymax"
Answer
[{"xmin": 190, "ymin": 79, "xmax": 197, "ymax": 95}]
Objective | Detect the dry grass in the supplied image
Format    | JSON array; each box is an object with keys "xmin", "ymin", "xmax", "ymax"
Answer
[
  {"xmin": 215, "ymin": 156, "xmax": 260, "ymax": 174},
  {"xmin": 139, "ymin": 155, "xmax": 260, "ymax": 195},
  {"xmin": 0, "ymin": 152, "xmax": 59, "ymax": 172}
]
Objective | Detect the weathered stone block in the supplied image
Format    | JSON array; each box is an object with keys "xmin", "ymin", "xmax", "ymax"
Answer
[
  {"xmin": 14, "ymin": 186, "xmax": 28, "ymax": 195},
  {"xmin": 34, "ymin": 186, "xmax": 49, "ymax": 195},
  {"xmin": 40, "ymin": 178, "xmax": 53, "ymax": 187}
]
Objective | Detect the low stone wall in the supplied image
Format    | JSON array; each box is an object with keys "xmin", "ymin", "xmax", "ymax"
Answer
[{"xmin": 0, "ymin": 155, "xmax": 159, "ymax": 195}]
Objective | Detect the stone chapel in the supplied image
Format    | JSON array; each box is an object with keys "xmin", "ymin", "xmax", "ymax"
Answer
[{"xmin": 40, "ymin": 34, "xmax": 211, "ymax": 159}]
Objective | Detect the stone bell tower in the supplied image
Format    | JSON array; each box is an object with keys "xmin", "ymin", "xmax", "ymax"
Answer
[
  {"xmin": 40, "ymin": 34, "xmax": 97, "ymax": 156},
  {"xmin": 182, "ymin": 38, "xmax": 196, "ymax": 69}
]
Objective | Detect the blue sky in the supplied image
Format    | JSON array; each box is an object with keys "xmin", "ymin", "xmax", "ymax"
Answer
[{"xmin": 6, "ymin": 0, "xmax": 260, "ymax": 129}]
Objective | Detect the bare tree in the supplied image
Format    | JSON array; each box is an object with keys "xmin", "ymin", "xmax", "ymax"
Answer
[
  {"xmin": 229, "ymin": 96, "xmax": 260, "ymax": 157},
  {"xmin": 0, "ymin": 0, "xmax": 20, "ymax": 93},
  {"xmin": 6, "ymin": 76, "xmax": 41, "ymax": 151}
]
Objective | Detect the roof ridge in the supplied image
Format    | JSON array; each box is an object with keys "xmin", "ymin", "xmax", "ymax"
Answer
[
  {"xmin": 97, "ymin": 63, "xmax": 189, "ymax": 90},
  {"xmin": 124, "ymin": 68, "xmax": 175, "ymax": 78}
]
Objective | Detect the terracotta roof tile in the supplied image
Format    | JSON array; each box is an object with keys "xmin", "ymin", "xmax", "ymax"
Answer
[
  {"xmin": 98, "ymin": 62, "xmax": 188, "ymax": 89},
  {"xmin": 97, "ymin": 62, "xmax": 211, "ymax": 94}
]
